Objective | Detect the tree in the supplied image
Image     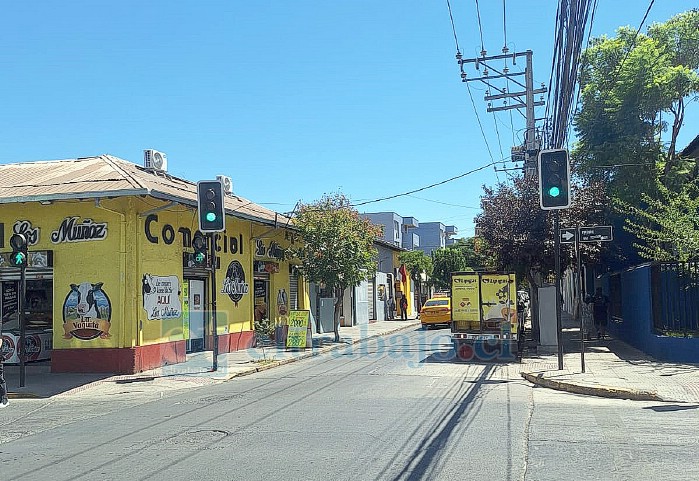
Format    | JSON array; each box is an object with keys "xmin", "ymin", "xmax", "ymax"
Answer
[
  {"xmin": 426, "ymin": 237, "xmax": 496, "ymax": 292},
  {"xmin": 475, "ymin": 175, "xmax": 608, "ymax": 339},
  {"xmin": 574, "ymin": 10, "xmax": 699, "ymax": 261},
  {"xmin": 398, "ymin": 249, "xmax": 432, "ymax": 308},
  {"xmin": 430, "ymin": 246, "xmax": 467, "ymax": 292},
  {"xmin": 615, "ymin": 179, "xmax": 699, "ymax": 261},
  {"xmin": 290, "ymin": 193, "xmax": 382, "ymax": 341},
  {"xmin": 575, "ymin": 10, "xmax": 699, "ymax": 199}
]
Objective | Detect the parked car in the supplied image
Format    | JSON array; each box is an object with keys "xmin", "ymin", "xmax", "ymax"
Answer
[{"xmin": 420, "ymin": 296, "xmax": 451, "ymax": 329}]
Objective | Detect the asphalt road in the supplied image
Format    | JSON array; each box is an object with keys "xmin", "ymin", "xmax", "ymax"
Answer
[{"xmin": 1, "ymin": 327, "xmax": 698, "ymax": 481}]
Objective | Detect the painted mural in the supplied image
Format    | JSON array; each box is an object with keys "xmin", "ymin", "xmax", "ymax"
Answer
[{"xmin": 62, "ymin": 282, "xmax": 112, "ymax": 340}]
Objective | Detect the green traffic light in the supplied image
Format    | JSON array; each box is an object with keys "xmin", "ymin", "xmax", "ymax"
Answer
[
  {"xmin": 194, "ymin": 252, "xmax": 205, "ymax": 263},
  {"xmin": 206, "ymin": 212, "xmax": 217, "ymax": 222},
  {"xmin": 548, "ymin": 186, "xmax": 560, "ymax": 197},
  {"xmin": 12, "ymin": 252, "xmax": 26, "ymax": 266}
]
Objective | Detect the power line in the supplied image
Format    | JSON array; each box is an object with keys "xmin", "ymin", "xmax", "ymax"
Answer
[
  {"xmin": 406, "ymin": 194, "xmax": 480, "ymax": 209},
  {"xmin": 474, "ymin": 0, "xmax": 486, "ymax": 54},
  {"xmin": 351, "ymin": 161, "xmax": 499, "ymax": 208},
  {"xmin": 614, "ymin": 0, "xmax": 656, "ymax": 78},
  {"xmin": 445, "ymin": 0, "xmax": 499, "ymax": 179},
  {"xmin": 446, "ymin": 0, "xmax": 461, "ymax": 54}
]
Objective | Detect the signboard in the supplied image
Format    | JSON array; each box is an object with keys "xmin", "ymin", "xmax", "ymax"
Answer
[
  {"xmin": 579, "ymin": 225, "xmax": 613, "ymax": 242},
  {"xmin": 1, "ymin": 332, "xmax": 52, "ymax": 364},
  {"xmin": 286, "ymin": 310, "xmax": 312, "ymax": 349},
  {"xmin": 560, "ymin": 228, "xmax": 576, "ymax": 244},
  {"xmin": 451, "ymin": 273, "xmax": 480, "ymax": 330},
  {"xmin": 2, "ymin": 281, "xmax": 18, "ymax": 322},
  {"xmin": 142, "ymin": 275, "xmax": 182, "ymax": 320},
  {"xmin": 480, "ymin": 273, "xmax": 516, "ymax": 333}
]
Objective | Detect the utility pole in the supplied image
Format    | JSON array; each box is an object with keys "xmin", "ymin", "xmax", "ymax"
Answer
[{"xmin": 457, "ymin": 50, "xmax": 547, "ymax": 177}]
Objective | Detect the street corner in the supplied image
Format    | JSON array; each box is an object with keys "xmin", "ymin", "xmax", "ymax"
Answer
[{"xmin": 520, "ymin": 371, "xmax": 664, "ymax": 402}]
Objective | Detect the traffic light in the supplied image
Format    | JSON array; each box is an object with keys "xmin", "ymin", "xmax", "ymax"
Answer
[
  {"xmin": 192, "ymin": 232, "xmax": 208, "ymax": 267},
  {"xmin": 197, "ymin": 180, "xmax": 226, "ymax": 232},
  {"xmin": 10, "ymin": 233, "xmax": 28, "ymax": 267},
  {"xmin": 538, "ymin": 148, "xmax": 571, "ymax": 210}
]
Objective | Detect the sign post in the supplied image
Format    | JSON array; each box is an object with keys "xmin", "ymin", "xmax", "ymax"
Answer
[{"xmin": 560, "ymin": 225, "xmax": 614, "ymax": 373}]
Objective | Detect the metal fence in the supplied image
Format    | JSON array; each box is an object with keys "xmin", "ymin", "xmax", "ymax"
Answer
[{"xmin": 651, "ymin": 261, "xmax": 699, "ymax": 335}]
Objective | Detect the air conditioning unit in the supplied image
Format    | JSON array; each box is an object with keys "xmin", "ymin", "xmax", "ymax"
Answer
[
  {"xmin": 144, "ymin": 149, "xmax": 168, "ymax": 171},
  {"xmin": 216, "ymin": 175, "xmax": 233, "ymax": 195}
]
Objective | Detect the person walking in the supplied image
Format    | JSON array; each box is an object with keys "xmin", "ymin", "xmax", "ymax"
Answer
[
  {"xmin": 587, "ymin": 287, "xmax": 610, "ymax": 340},
  {"xmin": 399, "ymin": 295, "xmax": 408, "ymax": 321}
]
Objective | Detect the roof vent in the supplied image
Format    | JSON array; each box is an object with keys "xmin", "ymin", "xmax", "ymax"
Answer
[
  {"xmin": 216, "ymin": 175, "xmax": 233, "ymax": 195},
  {"xmin": 144, "ymin": 150, "xmax": 168, "ymax": 171}
]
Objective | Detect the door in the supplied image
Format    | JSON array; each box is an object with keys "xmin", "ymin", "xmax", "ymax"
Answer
[{"xmin": 187, "ymin": 279, "xmax": 205, "ymax": 352}]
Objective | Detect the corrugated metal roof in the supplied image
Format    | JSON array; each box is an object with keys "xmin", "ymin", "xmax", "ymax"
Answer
[{"xmin": 0, "ymin": 155, "xmax": 291, "ymax": 226}]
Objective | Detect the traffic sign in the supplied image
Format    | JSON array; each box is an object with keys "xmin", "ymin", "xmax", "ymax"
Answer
[
  {"xmin": 560, "ymin": 228, "xmax": 576, "ymax": 244},
  {"xmin": 579, "ymin": 225, "xmax": 613, "ymax": 242}
]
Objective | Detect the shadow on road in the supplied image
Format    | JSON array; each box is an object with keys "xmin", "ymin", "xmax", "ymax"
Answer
[{"xmin": 378, "ymin": 366, "xmax": 496, "ymax": 481}]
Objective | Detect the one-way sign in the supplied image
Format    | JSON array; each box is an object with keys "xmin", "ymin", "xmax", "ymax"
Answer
[
  {"xmin": 579, "ymin": 225, "xmax": 613, "ymax": 242},
  {"xmin": 560, "ymin": 228, "xmax": 576, "ymax": 244}
]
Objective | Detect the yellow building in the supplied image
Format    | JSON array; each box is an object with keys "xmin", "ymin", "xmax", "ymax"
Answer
[{"xmin": 0, "ymin": 155, "xmax": 304, "ymax": 373}]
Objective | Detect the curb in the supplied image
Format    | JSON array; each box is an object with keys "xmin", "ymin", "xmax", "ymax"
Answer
[
  {"xmin": 221, "ymin": 321, "xmax": 421, "ymax": 381},
  {"xmin": 7, "ymin": 392, "xmax": 43, "ymax": 400},
  {"xmin": 520, "ymin": 371, "xmax": 663, "ymax": 402},
  {"xmin": 8, "ymin": 321, "xmax": 421, "ymax": 398}
]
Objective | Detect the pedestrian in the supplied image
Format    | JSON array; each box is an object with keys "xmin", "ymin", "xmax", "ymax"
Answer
[
  {"xmin": 387, "ymin": 296, "xmax": 395, "ymax": 320},
  {"xmin": 0, "ymin": 335, "xmax": 8, "ymax": 408},
  {"xmin": 399, "ymin": 295, "xmax": 408, "ymax": 321},
  {"xmin": 587, "ymin": 287, "xmax": 609, "ymax": 340}
]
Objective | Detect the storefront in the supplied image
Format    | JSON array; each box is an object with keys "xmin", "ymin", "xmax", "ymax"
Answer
[{"xmin": 0, "ymin": 155, "xmax": 305, "ymax": 373}]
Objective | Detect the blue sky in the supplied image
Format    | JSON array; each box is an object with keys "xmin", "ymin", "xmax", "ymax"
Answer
[{"xmin": 1, "ymin": 1, "xmax": 697, "ymax": 238}]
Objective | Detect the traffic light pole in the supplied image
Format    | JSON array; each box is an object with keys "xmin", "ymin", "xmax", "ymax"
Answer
[
  {"xmin": 209, "ymin": 233, "xmax": 219, "ymax": 372},
  {"xmin": 19, "ymin": 264, "xmax": 26, "ymax": 387},
  {"xmin": 576, "ymin": 227, "xmax": 585, "ymax": 373},
  {"xmin": 554, "ymin": 211, "xmax": 564, "ymax": 370}
]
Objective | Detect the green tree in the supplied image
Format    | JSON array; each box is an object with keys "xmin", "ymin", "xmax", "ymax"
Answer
[
  {"xmin": 430, "ymin": 246, "xmax": 467, "ymax": 292},
  {"xmin": 615, "ymin": 179, "xmax": 699, "ymax": 261},
  {"xmin": 290, "ymin": 193, "xmax": 382, "ymax": 341},
  {"xmin": 449, "ymin": 237, "xmax": 496, "ymax": 271},
  {"xmin": 574, "ymin": 10, "xmax": 699, "ymax": 261},
  {"xmin": 575, "ymin": 10, "xmax": 699, "ymax": 199},
  {"xmin": 398, "ymin": 249, "xmax": 433, "ymax": 308}
]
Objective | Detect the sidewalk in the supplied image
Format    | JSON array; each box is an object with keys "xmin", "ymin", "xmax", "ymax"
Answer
[
  {"xmin": 3, "ymin": 319, "xmax": 420, "ymax": 399},
  {"xmin": 519, "ymin": 313, "xmax": 699, "ymax": 403}
]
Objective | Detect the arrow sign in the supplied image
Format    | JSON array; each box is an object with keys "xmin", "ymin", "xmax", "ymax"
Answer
[
  {"xmin": 579, "ymin": 225, "xmax": 613, "ymax": 242},
  {"xmin": 560, "ymin": 228, "xmax": 576, "ymax": 244}
]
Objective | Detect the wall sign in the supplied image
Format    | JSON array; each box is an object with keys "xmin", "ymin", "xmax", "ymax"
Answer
[
  {"xmin": 254, "ymin": 239, "xmax": 286, "ymax": 260},
  {"xmin": 143, "ymin": 214, "xmax": 244, "ymax": 255},
  {"xmin": 142, "ymin": 274, "xmax": 182, "ymax": 320},
  {"xmin": 13, "ymin": 220, "xmax": 40, "ymax": 246},
  {"xmin": 62, "ymin": 282, "xmax": 112, "ymax": 340},
  {"xmin": 52, "ymin": 217, "xmax": 108, "ymax": 243},
  {"xmin": 221, "ymin": 260, "xmax": 249, "ymax": 307},
  {"xmin": 254, "ymin": 260, "xmax": 279, "ymax": 274}
]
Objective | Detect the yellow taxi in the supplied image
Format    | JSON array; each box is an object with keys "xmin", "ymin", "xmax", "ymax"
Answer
[{"xmin": 419, "ymin": 296, "xmax": 451, "ymax": 329}]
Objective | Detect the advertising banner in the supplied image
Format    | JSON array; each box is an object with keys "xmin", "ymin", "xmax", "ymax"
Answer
[
  {"xmin": 451, "ymin": 273, "xmax": 480, "ymax": 329},
  {"xmin": 480, "ymin": 273, "xmax": 517, "ymax": 333},
  {"xmin": 286, "ymin": 310, "xmax": 311, "ymax": 349}
]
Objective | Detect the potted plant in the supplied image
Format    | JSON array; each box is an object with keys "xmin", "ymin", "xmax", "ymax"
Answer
[{"xmin": 254, "ymin": 317, "xmax": 275, "ymax": 347}]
